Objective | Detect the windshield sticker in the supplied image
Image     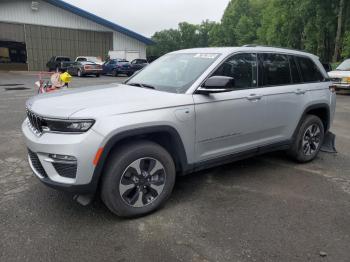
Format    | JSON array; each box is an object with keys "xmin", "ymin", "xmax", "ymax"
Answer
[{"xmin": 194, "ymin": 54, "xmax": 218, "ymax": 59}]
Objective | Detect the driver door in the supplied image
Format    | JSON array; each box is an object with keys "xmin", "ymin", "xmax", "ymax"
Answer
[{"xmin": 193, "ymin": 53, "xmax": 267, "ymax": 162}]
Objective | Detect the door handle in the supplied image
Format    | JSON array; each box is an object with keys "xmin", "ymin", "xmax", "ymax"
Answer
[
  {"xmin": 246, "ymin": 94, "xmax": 262, "ymax": 101},
  {"xmin": 295, "ymin": 89, "xmax": 306, "ymax": 95}
]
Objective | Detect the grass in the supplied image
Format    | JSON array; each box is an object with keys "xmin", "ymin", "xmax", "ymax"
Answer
[{"xmin": 331, "ymin": 62, "xmax": 341, "ymax": 70}]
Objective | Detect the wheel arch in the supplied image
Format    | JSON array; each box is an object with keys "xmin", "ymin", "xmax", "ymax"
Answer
[
  {"xmin": 90, "ymin": 126, "xmax": 190, "ymax": 193},
  {"xmin": 293, "ymin": 103, "xmax": 330, "ymax": 140}
]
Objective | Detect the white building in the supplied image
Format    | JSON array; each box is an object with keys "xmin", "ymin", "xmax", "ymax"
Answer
[{"xmin": 0, "ymin": 0, "xmax": 153, "ymax": 71}]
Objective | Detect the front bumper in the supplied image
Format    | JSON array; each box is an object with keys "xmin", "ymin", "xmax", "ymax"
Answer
[
  {"xmin": 333, "ymin": 83, "xmax": 350, "ymax": 90},
  {"xmin": 22, "ymin": 119, "xmax": 104, "ymax": 194}
]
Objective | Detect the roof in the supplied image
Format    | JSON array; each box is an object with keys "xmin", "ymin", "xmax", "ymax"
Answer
[{"xmin": 44, "ymin": 0, "xmax": 154, "ymax": 45}]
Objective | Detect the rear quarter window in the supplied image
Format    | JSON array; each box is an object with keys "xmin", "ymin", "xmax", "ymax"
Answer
[{"xmin": 296, "ymin": 56, "xmax": 324, "ymax": 82}]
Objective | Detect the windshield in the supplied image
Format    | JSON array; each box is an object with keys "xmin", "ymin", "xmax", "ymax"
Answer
[
  {"xmin": 86, "ymin": 57, "xmax": 101, "ymax": 63},
  {"xmin": 126, "ymin": 53, "xmax": 219, "ymax": 93},
  {"xmin": 336, "ymin": 59, "xmax": 350, "ymax": 71}
]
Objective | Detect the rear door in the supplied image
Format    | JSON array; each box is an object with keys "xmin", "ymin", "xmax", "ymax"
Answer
[
  {"xmin": 193, "ymin": 52, "xmax": 267, "ymax": 162},
  {"xmin": 256, "ymin": 53, "xmax": 306, "ymax": 144}
]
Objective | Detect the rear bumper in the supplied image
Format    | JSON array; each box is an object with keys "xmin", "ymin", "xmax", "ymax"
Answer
[
  {"xmin": 116, "ymin": 68, "xmax": 133, "ymax": 74},
  {"xmin": 82, "ymin": 69, "xmax": 102, "ymax": 75}
]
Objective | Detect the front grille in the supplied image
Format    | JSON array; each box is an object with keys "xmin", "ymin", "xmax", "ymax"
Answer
[
  {"xmin": 52, "ymin": 162, "xmax": 77, "ymax": 179},
  {"xmin": 28, "ymin": 149, "xmax": 47, "ymax": 177},
  {"xmin": 26, "ymin": 109, "xmax": 44, "ymax": 135}
]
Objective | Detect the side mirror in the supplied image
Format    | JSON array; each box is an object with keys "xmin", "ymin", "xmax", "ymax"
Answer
[{"xmin": 197, "ymin": 76, "xmax": 235, "ymax": 94}]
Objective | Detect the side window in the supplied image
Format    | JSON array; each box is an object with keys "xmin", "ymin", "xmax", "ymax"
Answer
[
  {"xmin": 296, "ymin": 56, "xmax": 324, "ymax": 82},
  {"xmin": 261, "ymin": 53, "xmax": 291, "ymax": 86},
  {"xmin": 289, "ymin": 56, "xmax": 302, "ymax": 84},
  {"xmin": 213, "ymin": 53, "xmax": 257, "ymax": 89}
]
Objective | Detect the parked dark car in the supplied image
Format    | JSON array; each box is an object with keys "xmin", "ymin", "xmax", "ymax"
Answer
[
  {"xmin": 67, "ymin": 61, "xmax": 102, "ymax": 77},
  {"xmin": 130, "ymin": 59, "xmax": 149, "ymax": 72},
  {"xmin": 46, "ymin": 56, "xmax": 73, "ymax": 72},
  {"xmin": 102, "ymin": 59, "xmax": 133, "ymax": 77}
]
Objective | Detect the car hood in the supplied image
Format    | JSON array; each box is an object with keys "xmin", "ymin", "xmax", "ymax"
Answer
[
  {"xmin": 328, "ymin": 70, "xmax": 350, "ymax": 78},
  {"xmin": 26, "ymin": 84, "xmax": 193, "ymax": 119}
]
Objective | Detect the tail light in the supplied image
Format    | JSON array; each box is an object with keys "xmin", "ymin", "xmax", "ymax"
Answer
[{"xmin": 329, "ymin": 85, "xmax": 336, "ymax": 93}]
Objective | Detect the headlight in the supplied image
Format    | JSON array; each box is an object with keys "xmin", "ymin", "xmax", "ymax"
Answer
[
  {"xmin": 342, "ymin": 77, "xmax": 350, "ymax": 84},
  {"xmin": 42, "ymin": 119, "xmax": 95, "ymax": 133}
]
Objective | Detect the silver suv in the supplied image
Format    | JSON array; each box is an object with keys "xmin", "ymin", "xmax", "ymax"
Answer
[{"xmin": 22, "ymin": 46, "xmax": 336, "ymax": 217}]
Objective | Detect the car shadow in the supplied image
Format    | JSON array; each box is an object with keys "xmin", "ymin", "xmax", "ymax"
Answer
[{"xmin": 27, "ymin": 151, "xmax": 291, "ymax": 220}]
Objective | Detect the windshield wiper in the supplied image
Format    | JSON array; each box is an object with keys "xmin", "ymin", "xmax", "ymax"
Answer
[{"xmin": 127, "ymin": 83, "xmax": 155, "ymax": 90}]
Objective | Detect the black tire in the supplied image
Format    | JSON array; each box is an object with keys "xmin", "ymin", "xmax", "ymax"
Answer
[
  {"xmin": 112, "ymin": 70, "xmax": 118, "ymax": 77},
  {"xmin": 127, "ymin": 72, "xmax": 133, "ymax": 77},
  {"xmin": 77, "ymin": 69, "xmax": 83, "ymax": 77},
  {"xmin": 101, "ymin": 140, "xmax": 176, "ymax": 217},
  {"xmin": 96, "ymin": 74, "xmax": 100, "ymax": 77},
  {"xmin": 288, "ymin": 115, "xmax": 324, "ymax": 163}
]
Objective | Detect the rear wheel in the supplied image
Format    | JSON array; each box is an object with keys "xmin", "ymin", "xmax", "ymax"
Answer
[
  {"xmin": 96, "ymin": 74, "xmax": 100, "ymax": 77},
  {"xmin": 288, "ymin": 115, "xmax": 324, "ymax": 163},
  {"xmin": 101, "ymin": 141, "xmax": 176, "ymax": 217},
  {"xmin": 112, "ymin": 69, "xmax": 118, "ymax": 77}
]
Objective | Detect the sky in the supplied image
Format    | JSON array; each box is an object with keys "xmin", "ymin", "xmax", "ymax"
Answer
[{"xmin": 65, "ymin": 0, "xmax": 230, "ymax": 37}]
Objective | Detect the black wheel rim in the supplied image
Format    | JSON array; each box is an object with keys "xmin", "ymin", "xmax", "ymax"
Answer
[
  {"xmin": 119, "ymin": 158, "xmax": 166, "ymax": 208},
  {"xmin": 302, "ymin": 124, "xmax": 322, "ymax": 156}
]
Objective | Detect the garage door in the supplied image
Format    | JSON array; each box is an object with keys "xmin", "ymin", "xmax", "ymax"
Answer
[
  {"xmin": 0, "ymin": 22, "xmax": 25, "ymax": 42},
  {"xmin": 25, "ymin": 24, "xmax": 113, "ymax": 71},
  {"xmin": 126, "ymin": 51, "xmax": 140, "ymax": 62}
]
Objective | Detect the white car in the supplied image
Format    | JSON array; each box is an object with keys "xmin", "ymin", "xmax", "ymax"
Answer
[
  {"xmin": 75, "ymin": 56, "xmax": 104, "ymax": 65},
  {"xmin": 328, "ymin": 59, "xmax": 350, "ymax": 90}
]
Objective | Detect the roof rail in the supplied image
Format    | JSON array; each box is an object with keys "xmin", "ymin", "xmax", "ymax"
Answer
[{"xmin": 242, "ymin": 44, "xmax": 308, "ymax": 54}]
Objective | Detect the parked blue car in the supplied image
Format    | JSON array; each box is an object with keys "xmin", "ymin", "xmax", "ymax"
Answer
[{"xmin": 102, "ymin": 59, "xmax": 133, "ymax": 77}]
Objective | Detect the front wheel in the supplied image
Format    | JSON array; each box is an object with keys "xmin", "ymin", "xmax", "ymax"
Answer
[
  {"xmin": 112, "ymin": 69, "xmax": 118, "ymax": 77},
  {"xmin": 288, "ymin": 115, "xmax": 324, "ymax": 163},
  {"xmin": 101, "ymin": 141, "xmax": 176, "ymax": 217},
  {"xmin": 77, "ymin": 69, "xmax": 83, "ymax": 77}
]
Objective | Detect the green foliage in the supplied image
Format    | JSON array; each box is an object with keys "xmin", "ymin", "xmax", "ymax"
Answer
[
  {"xmin": 342, "ymin": 31, "xmax": 350, "ymax": 58},
  {"xmin": 147, "ymin": 0, "xmax": 349, "ymax": 62}
]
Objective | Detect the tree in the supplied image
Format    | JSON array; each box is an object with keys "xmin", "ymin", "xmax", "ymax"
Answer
[
  {"xmin": 147, "ymin": 0, "xmax": 350, "ymax": 62},
  {"xmin": 333, "ymin": 0, "xmax": 345, "ymax": 62}
]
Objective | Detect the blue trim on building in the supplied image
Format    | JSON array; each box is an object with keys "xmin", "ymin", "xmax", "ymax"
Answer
[{"xmin": 44, "ymin": 0, "xmax": 154, "ymax": 45}]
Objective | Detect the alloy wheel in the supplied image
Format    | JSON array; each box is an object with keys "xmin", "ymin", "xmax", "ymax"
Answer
[
  {"xmin": 119, "ymin": 157, "xmax": 166, "ymax": 208},
  {"xmin": 302, "ymin": 124, "xmax": 321, "ymax": 156}
]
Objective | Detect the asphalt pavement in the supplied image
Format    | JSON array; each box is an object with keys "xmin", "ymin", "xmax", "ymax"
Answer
[{"xmin": 0, "ymin": 72, "xmax": 349, "ymax": 262}]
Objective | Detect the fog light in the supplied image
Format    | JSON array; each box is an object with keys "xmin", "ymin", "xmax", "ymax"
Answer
[{"xmin": 49, "ymin": 154, "xmax": 76, "ymax": 162}]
